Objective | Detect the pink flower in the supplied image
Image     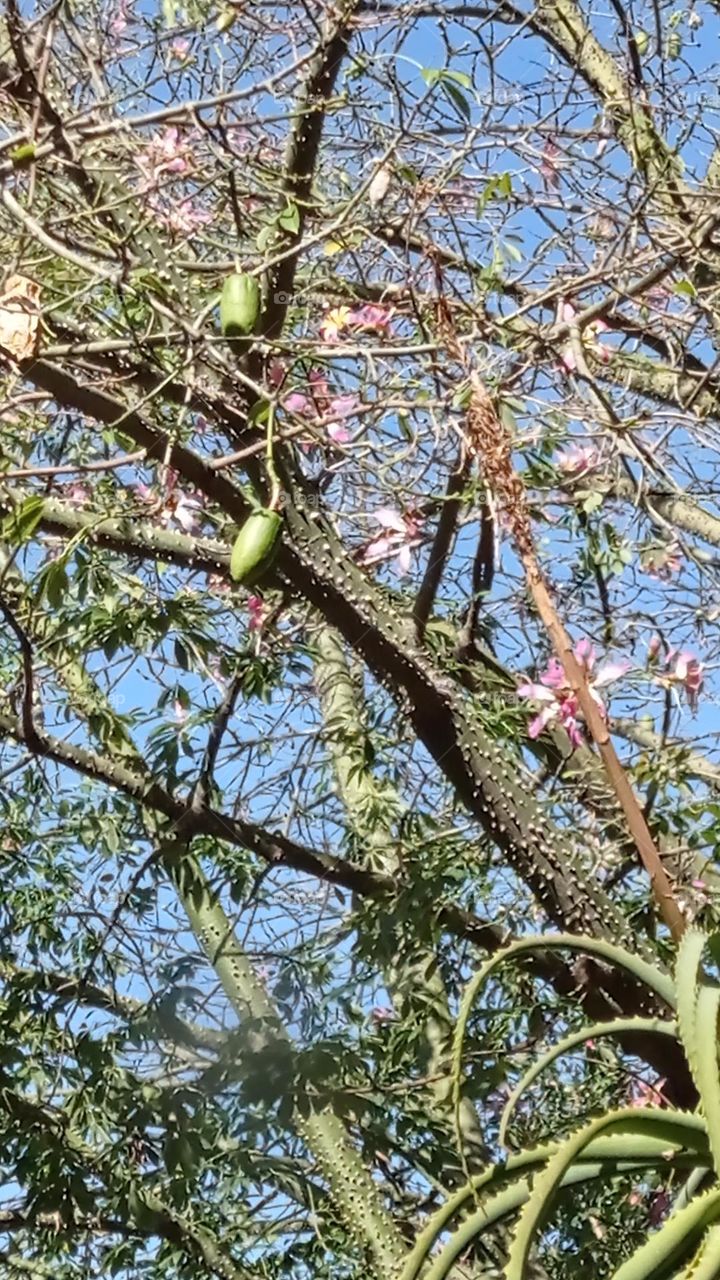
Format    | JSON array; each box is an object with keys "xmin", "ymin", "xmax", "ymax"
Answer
[
  {"xmin": 135, "ymin": 482, "xmax": 156, "ymax": 506},
  {"xmin": 518, "ymin": 641, "xmax": 629, "ymax": 745},
  {"xmin": 133, "ymin": 471, "xmax": 204, "ymax": 534},
  {"xmin": 308, "ymin": 368, "xmax": 332, "ymax": 401},
  {"xmin": 361, "ymin": 507, "xmax": 423, "ymax": 577},
  {"xmin": 643, "ymin": 542, "xmax": 683, "ymax": 579},
  {"xmin": 136, "ymin": 127, "xmax": 190, "ymax": 186},
  {"xmin": 168, "ymin": 38, "xmax": 190, "ymax": 60},
  {"xmin": 540, "ymin": 138, "xmax": 561, "ymax": 191},
  {"xmin": 370, "ymin": 1005, "xmax": 396, "ymax": 1024},
  {"xmin": 328, "ymin": 394, "xmax": 358, "ymax": 417},
  {"xmin": 555, "ymin": 444, "xmax": 600, "ymax": 475},
  {"xmin": 327, "ymin": 420, "xmax": 351, "ymax": 445},
  {"xmin": 156, "ymin": 199, "xmax": 212, "ymax": 236},
  {"xmin": 347, "ymin": 303, "xmax": 393, "ymax": 334},
  {"xmin": 109, "ymin": 0, "xmax": 131, "ymax": 37},
  {"xmin": 283, "ymin": 378, "xmax": 357, "ymax": 445},
  {"xmin": 667, "ymin": 650, "xmax": 704, "ymax": 710},
  {"xmin": 629, "ymin": 1076, "xmax": 667, "ymax": 1108},
  {"xmin": 319, "ymin": 303, "xmax": 394, "ymax": 342},
  {"xmin": 63, "ymin": 481, "xmax": 91, "ymax": 505},
  {"xmin": 324, "ymin": 394, "xmax": 358, "ymax": 444},
  {"xmin": 283, "ymin": 391, "xmax": 313, "ymax": 416},
  {"xmin": 247, "ymin": 595, "xmax": 264, "ymax": 632},
  {"xmin": 172, "ymin": 492, "xmax": 203, "ymax": 534},
  {"xmin": 647, "ymin": 634, "xmax": 663, "ymax": 663}
]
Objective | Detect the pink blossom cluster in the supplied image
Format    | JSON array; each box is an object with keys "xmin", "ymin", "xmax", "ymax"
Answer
[
  {"xmin": 518, "ymin": 639, "xmax": 629, "ymax": 746},
  {"xmin": 648, "ymin": 637, "xmax": 704, "ymax": 710},
  {"xmin": 319, "ymin": 303, "xmax": 393, "ymax": 343},
  {"xmin": 554, "ymin": 443, "xmax": 600, "ymax": 476},
  {"xmin": 361, "ymin": 508, "xmax": 423, "ymax": 577},
  {"xmin": 135, "ymin": 468, "xmax": 204, "ymax": 535},
  {"xmin": 282, "ymin": 368, "xmax": 359, "ymax": 445},
  {"xmin": 134, "ymin": 127, "xmax": 211, "ymax": 238}
]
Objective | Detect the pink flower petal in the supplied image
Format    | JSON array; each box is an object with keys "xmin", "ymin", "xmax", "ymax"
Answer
[
  {"xmin": 361, "ymin": 534, "xmax": 395, "ymax": 565},
  {"xmin": 327, "ymin": 421, "xmax": 351, "ymax": 444},
  {"xmin": 528, "ymin": 704, "xmax": 559, "ymax": 738},
  {"xmin": 284, "ymin": 392, "xmax": 312, "ymax": 415},
  {"xmin": 517, "ymin": 682, "xmax": 558, "ymax": 703},
  {"xmin": 593, "ymin": 660, "xmax": 630, "ymax": 687},
  {"xmin": 374, "ymin": 507, "xmax": 408, "ymax": 535},
  {"xmin": 397, "ymin": 543, "xmax": 413, "ymax": 575},
  {"xmin": 247, "ymin": 595, "xmax": 264, "ymax": 632},
  {"xmin": 539, "ymin": 657, "xmax": 566, "ymax": 689},
  {"xmin": 328, "ymin": 394, "xmax": 358, "ymax": 418},
  {"xmin": 574, "ymin": 638, "xmax": 596, "ymax": 671}
]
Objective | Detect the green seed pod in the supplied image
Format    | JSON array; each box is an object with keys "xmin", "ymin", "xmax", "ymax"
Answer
[
  {"xmin": 230, "ymin": 509, "xmax": 282, "ymax": 584},
  {"xmin": 220, "ymin": 272, "xmax": 260, "ymax": 338}
]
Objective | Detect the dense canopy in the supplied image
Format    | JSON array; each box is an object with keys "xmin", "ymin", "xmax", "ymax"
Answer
[{"xmin": 0, "ymin": 1, "xmax": 720, "ymax": 1276}]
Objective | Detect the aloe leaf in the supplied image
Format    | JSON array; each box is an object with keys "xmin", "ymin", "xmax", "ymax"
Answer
[
  {"xmin": 398, "ymin": 1129, "xmax": 709, "ymax": 1280},
  {"xmin": 505, "ymin": 1109, "xmax": 709, "ymax": 1280},
  {"xmin": 676, "ymin": 929, "xmax": 709, "ymax": 1085},
  {"xmin": 608, "ymin": 1187, "xmax": 720, "ymax": 1280},
  {"xmin": 674, "ymin": 1223, "xmax": 720, "ymax": 1279},
  {"xmin": 424, "ymin": 1154, "xmax": 706, "ymax": 1280},
  {"xmin": 499, "ymin": 1017, "xmax": 677, "ymax": 1149},
  {"xmin": 695, "ymin": 985, "xmax": 720, "ymax": 1176},
  {"xmin": 452, "ymin": 935, "xmax": 675, "ymax": 1168}
]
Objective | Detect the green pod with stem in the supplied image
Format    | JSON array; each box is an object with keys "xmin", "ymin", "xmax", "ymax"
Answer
[
  {"xmin": 220, "ymin": 272, "xmax": 260, "ymax": 338},
  {"xmin": 230, "ymin": 508, "xmax": 282, "ymax": 584}
]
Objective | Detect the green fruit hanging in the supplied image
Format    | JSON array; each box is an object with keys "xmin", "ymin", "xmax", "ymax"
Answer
[
  {"xmin": 230, "ymin": 508, "xmax": 282, "ymax": 584},
  {"xmin": 220, "ymin": 272, "xmax": 260, "ymax": 338}
]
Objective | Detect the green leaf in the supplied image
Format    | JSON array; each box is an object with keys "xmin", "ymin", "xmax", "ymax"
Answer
[
  {"xmin": 2, "ymin": 495, "xmax": 45, "ymax": 544},
  {"xmin": 256, "ymin": 222, "xmax": 279, "ymax": 253},
  {"xmin": 277, "ymin": 199, "xmax": 300, "ymax": 234},
  {"xmin": 499, "ymin": 1016, "xmax": 677, "ymax": 1150},
  {"xmin": 441, "ymin": 80, "xmax": 471, "ymax": 121},
  {"xmin": 43, "ymin": 560, "xmax": 69, "ymax": 609},
  {"xmin": 507, "ymin": 1110, "xmax": 710, "ymax": 1280},
  {"xmin": 444, "ymin": 69, "xmax": 473, "ymax": 88}
]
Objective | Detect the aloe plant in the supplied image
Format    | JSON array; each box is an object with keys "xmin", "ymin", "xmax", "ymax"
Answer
[{"xmin": 400, "ymin": 929, "xmax": 720, "ymax": 1280}]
